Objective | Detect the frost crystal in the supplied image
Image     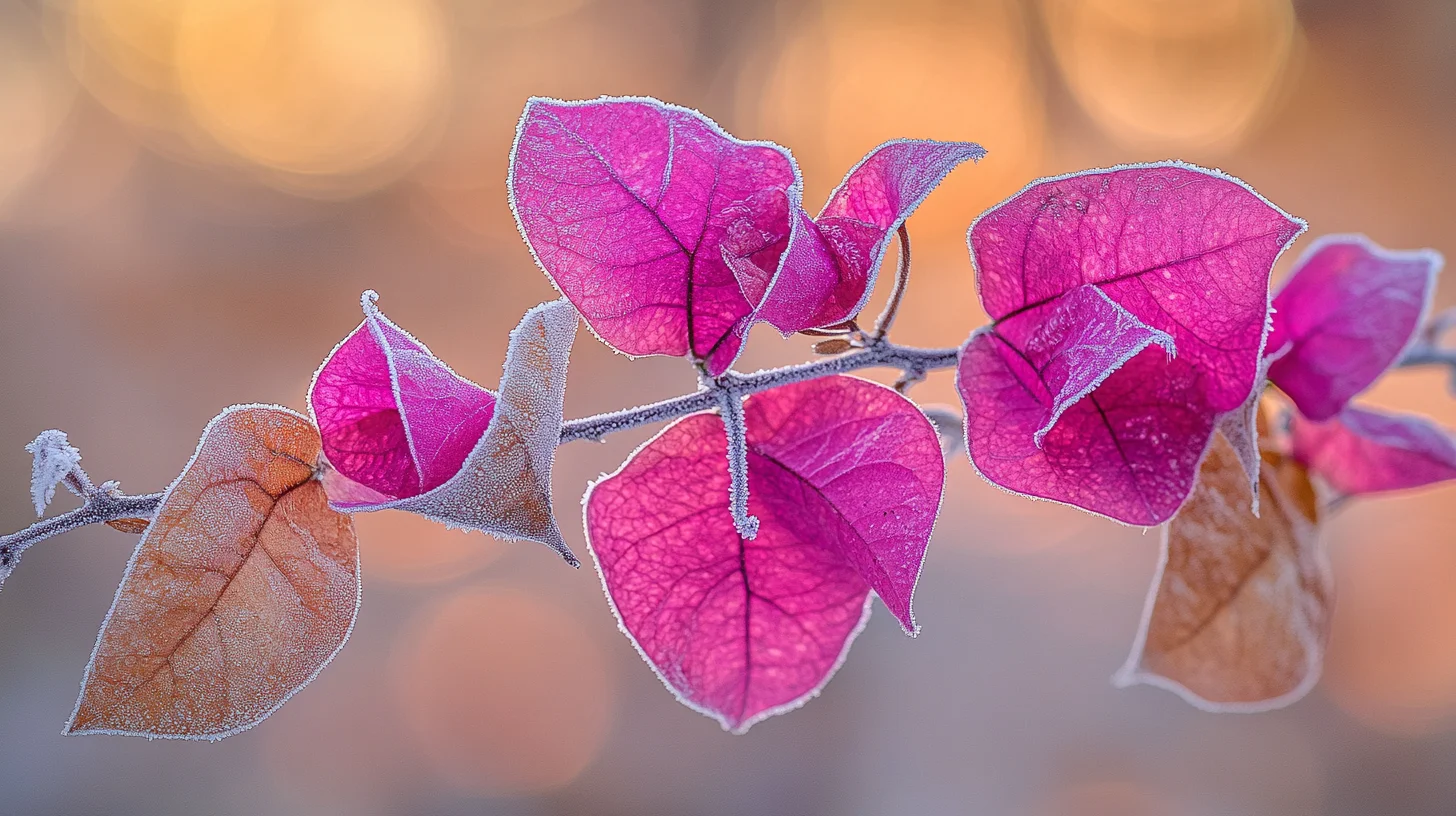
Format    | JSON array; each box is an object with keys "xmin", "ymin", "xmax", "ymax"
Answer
[{"xmin": 26, "ymin": 429, "xmax": 81, "ymax": 517}]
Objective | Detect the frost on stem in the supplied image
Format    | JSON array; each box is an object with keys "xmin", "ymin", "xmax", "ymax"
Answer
[
  {"xmin": 716, "ymin": 387, "xmax": 760, "ymax": 540},
  {"xmin": 26, "ymin": 430, "xmax": 83, "ymax": 516}
]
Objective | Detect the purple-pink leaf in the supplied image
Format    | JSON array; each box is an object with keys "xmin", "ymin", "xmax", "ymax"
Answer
[
  {"xmin": 508, "ymin": 96, "xmax": 799, "ymax": 376},
  {"xmin": 585, "ymin": 376, "xmax": 943, "ymax": 732},
  {"xmin": 312, "ymin": 295, "xmax": 580, "ymax": 564},
  {"xmin": 1290, "ymin": 406, "xmax": 1456, "ymax": 496},
  {"xmin": 311, "ymin": 291, "xmax": 497, "ymax": 500},
  {"xmin": 1267, "ymin": 235, "xmax": 1442, "ymax": 421},
  {"xmin": 959, "ymin": 163, "xmax": 1304, "ymax": 524},
  {"xmin": 739, "ymin": 140, "xmax": 985, "ymax": 334}
]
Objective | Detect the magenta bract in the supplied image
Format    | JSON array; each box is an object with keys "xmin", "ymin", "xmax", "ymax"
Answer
[
  {"xmin": 586, "ymin": 376, "xmax": 943, "ymax": 732},
  {"xmin": 742, "ymin": 140, "xmax": 985, "ymax": 334},
  {"xmin": 311, "ymin": 291, "xmax": 497, "ymax": 500},
  {"xmin": 509, "ymin": 96, "xmax": 799, "ymax": 376},
  {"xmin": 1290, "ymin": 406, "xmax": 1456, "ymax": 496},
  {"xmin": 311, "ymin": 294, "xmax": 580, "ymax": 563},
  {"xmin": 1267, "ymin": 235, "xmax": 1442, "ymax": 421},
  {"xmin": 957, "ymin": 163, "xmax": 1304, "ymax": 524}
]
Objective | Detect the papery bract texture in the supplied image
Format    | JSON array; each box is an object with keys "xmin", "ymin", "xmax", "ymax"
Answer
[
  {"xmin": 1267, "ymin": 235, "xmax": 1441, "ymax": 421},
  {"xmin": 586, "ymin": 376, "xmax": 943, "ymax": 732},
  {"xmin": 67, "ymin": 405, "xmax": 359, "ymax": 739},
  {"xmin": 509, "ymin": 96, "xmax": 798, "ymax": 375},
  {"xmin": 1290, "ymin": 406, "xmax": 1456, "ymax": 496},
  {"xmin": 314, "ymin": 297, "xmax": 580, "ymax": 564},
  {"xmin": 312, "ymin": 291, "xmax": 497, "ymax": 500},
  {"xmin": 957, "ymin": 285, "xmax": 1203, "ymax": 525},
  {"xmin": 744, "ymin": 140, "xmax": 985, "ymax": 334},
  {"xmin": 1116, "ymin": 436, "xmax": 1330, "ymax": 711},
  {"xmin": 960, "ymin": 163, "xmax": 1304, "ymax": 524}
]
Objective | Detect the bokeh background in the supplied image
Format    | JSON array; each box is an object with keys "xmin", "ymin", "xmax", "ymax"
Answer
[{"xmin": 1, "ymin": 0, "xmax": 1455, "ymax": 813}]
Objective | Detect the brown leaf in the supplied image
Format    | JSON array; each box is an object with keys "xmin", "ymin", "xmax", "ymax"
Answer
[
  {"xmin": 105, "ymin": 518, "xmax": 150, "ymax": 534},
  {"xmin": 67, "ymin": 405, "xmax": 359, "ymax": 739},
  {"xmin": 1115, "ymin": 433, "xmax": 1332, "ymax": 710}
]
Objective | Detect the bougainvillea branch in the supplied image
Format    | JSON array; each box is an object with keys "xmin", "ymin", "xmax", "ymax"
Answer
[{"xmin": 5, "ymin": 94, "xmax": 1456, "ymax": 741}]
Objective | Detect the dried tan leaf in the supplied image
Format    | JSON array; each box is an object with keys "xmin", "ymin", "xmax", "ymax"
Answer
[
  {"xmin": 1115, "ymin": 433, "xmax": 1331, "ymax": 710},
  {"xmin": 67, "ymin": 405, "xmax": 359, "ymax": 739}
]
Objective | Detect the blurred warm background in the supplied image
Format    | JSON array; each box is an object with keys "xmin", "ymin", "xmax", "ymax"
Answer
[{"xmin": 1, "ymin": 0, "xmax": 1454, "ymax": 813}]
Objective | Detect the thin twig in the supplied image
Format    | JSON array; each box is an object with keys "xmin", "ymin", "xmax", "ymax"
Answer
[
  {"xmin": 0, "ymin": 489, "xmax": 162, "ymax": 584},
  {"xmin": 558, "ymin": 341, "xmax": 960, "ymax": 443}
]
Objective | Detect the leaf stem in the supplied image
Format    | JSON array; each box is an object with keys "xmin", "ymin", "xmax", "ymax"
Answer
[
  {"xmin": 871, "ymin": 225, "xmax": 912, "ymax": 342},
  {"xmin": 714, "ymin": 386, "xmax": 760, "ymax": 540}
]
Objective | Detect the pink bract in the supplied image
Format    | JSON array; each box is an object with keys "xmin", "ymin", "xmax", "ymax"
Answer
[
  {"xmin": 508, "ymin": 96, "xmax": 799, "ymax": 376},
  {"xmin": 311, "ymin": 291, "xmax": 497, "ymax": 500},
  {"xmin": 958, "ymin": 163, "xmax": 1304, "ymax": 524},
  {"xmin": 1267, "ymin": 235, "xmax": 1442, "ymax": 421},
  {"xmin": 311, "ymin": 294, "xmax": 580, "ymax": 564},
  {"xmin": 1290, "ymin": 406, "xmax": 1456, "ymax": 496},
  {"xmin": 738, "ymin": 140, "xmax": 985, "ymax": 334},
  {"xmin": 585, "ymin": 376, "xmax": 943, "ymax": 732}
]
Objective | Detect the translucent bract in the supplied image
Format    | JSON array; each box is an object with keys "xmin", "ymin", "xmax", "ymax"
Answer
[{"xmin": 586, "ymin": 376, "xmax": 942, "ymax": 732}]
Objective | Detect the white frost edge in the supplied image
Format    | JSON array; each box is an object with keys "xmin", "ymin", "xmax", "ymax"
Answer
[
  {"xmin": 965, "ymin": 159, "xmax": 1308, "ymax": 416},
  {"xmin": 506, "ymin": 94, "xmax": 805, "ymax": 376},
  {"xmin": 64, "ymin": 403, "xmax": 364, "ymax": 741},
  {"xmin": 800, "ymin": 138, "xmax": 987, "ymax": 330},
  {"xmin": 1109, "ymin": 466, "xmax": 1327, "ymax": 714},
  {"xmin": 580, "ymin": 374, "xmax": 942, "ymax": 733},
  {"xmin": 1273, "ymin": 232, "xmax": 1445, "ymax": 410},
  {"xmin": 1031, "ymin": 286, "xmax": 1176, "ymax": 448},
  {"xmin": 955, "ymin": 328, "xmax": 1219, "ymax": 530},
  {"xmin": 316, "ymin": 298, "xmax": 580, "ymax": 564},
  {"xmin": 954, "ymin": 160, "xmax": 1308, "ymax": 528}
]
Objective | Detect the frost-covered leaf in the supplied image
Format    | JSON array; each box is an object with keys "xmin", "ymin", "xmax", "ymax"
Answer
[
  {"xmin": 25, "ymin": 429, "xmax": 81, "ymax": 516},
  {"xmin": 585, "ymin": 376, "xmax": 943, "ymax": 732},
  {"xmin": 1290, "ymin": 406, "xmax": 1456, "ymax": 496},
  {"xmin": 734, "ymin": 140, "xmax": 984, "ymax": 334},
  {"xmin": 959, "ymin": 163, "xmax": 1304, "ymax": 524},
  {"xmin": 1268, "ymin": 235, "xmax": 1442, "ymax": 421},
  {"xmin": 509, "ymin": 96, "xmax": 798, "ymax": 376},
  {"xmin": 1214, "ymin": 351, "xmax": 1279, "ymax": 515},
  {"xmin": 1116, "ymin": 435, "xmax": 1331, "ymax": 711},
  {"xmin": 67, "ymin": 405, "xmax": 358, "ymax": 739},
  {"xmin": 312, "ymin": 295, "xmax": 580, "ymax": 565},
  {"xmin": 957, "ymin": 285, "xmax": 1200, "ymax": 525}
]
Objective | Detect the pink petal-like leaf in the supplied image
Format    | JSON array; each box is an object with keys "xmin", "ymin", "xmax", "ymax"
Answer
[
  {"xmin": 1116, "ymin": 437, "xmax": 1331, "ymax": 711},
  {"xmin": 738, "ymin": 140, "xmax": 985, "ymax": 334},
  {"xmin": 311, "ymin": 291, "xmax": 497, "ymax": 500},
  {"xmin": 585, "ymin": 376, "xmax": 943, "ymax": 732},
  {"xmin": 1267, "ymin": 234, "xmax": 1442, "ymax": 421},
  {"xmin": 313, "ymin": 297, "xmax": 580, "ymax": 564},
  {"xmin": 972, "ymin": 162, "xmax": 1304, "ymax": 410},
  {"xmin": 1290, "ymin": 406, "xmax": 1456, "ymax": 496},
  {"xmin": 958, "ymin": 285, "xmax": 1205, "ymax": 525},
  {"xmin": 960, "ymin": 163, "xmax": 1304, "ymax": 523},
  {"xmin": 509, "ymin": 96, "xmax": 799, "ymax": 376}
]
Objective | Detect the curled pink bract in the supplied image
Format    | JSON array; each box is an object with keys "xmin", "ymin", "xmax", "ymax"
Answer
[
  {"xmin": 741, "ymin": 140, "xmax": 985, "ymax": 334},
  {"xmin": 958, "ymin": 163, "xmax": 1304, "ymax": 524},
  {"xmin": 508, "ymin": 96, "xmax": 799, "ymax": 376},
  {"xmin": 311, "ymin": 294, "xmax": 580, "ymax": 564},
  {"xmin": 585, "ymin": 376, "xmax": 943, "ymax": 732},
  {"xmin": 1290, "ymin": 406, "xmax": 1456, "ymax": 496},
  {"xmin": 1267, "ymin": 235, "xmax": 1442, "ymax": 421}
]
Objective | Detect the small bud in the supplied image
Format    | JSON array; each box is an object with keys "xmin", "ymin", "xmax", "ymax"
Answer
[{"xmin": 813, "ymin": 338, "xmax": 853, "ymax": 355}]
